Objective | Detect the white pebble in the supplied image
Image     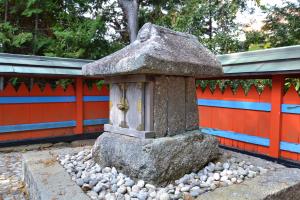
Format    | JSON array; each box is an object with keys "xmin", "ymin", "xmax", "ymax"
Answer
[
  {"xmin": 220, "ymin": 176, "xmax": 228, "ymax": 182},
  {"xmin": 137, "ymin": 180, "xmax": 145, "ymax": 188},
  {"xmin": 105, "ymin": 193, "xmax": 116, "ymax": 200},
  {"xmin": 180, "ymin": 185, "xmax": 191, "ymax": 192},
  {"xmin": 145, "ymin": 183, "xmax": 156, "ymax": 190},
  {"xmin": 159, "ymin": 192, "xmax": 170, "ymax": 200},
  {"xmin": 223, "ymin": 162, "xmax": 230, "ymax": 169},
  {"xmin": 231, "ymin": 177, "xmax": 237, "ymax": 183},
  {"xmin": 132, "ymin": 185, "xmax": 140, "ymax": 193},
  {"xmin": 213, "ymin": 173, "xmax": 220, "ymax": 180}
]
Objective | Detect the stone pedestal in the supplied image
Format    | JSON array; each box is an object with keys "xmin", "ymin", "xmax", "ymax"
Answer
[{"xmin": 92, "ymin": 130, "xmax": 219, "ymax": 185}]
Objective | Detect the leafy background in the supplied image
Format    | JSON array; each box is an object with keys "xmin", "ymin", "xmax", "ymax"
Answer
[{"xmin": 0, "ymin": 0, "xmax": 299, "ymax": 92}]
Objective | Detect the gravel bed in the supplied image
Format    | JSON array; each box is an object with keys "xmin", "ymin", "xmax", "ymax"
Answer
[{"xmin": 58, "ymin": 149, "xmax": 269, "ymax": 200}]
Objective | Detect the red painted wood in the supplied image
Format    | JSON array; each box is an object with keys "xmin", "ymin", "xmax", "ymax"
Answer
[
  {"xmin": 84, "ymin": 102, "xmax": 109, "ymax": 119},
  {"xmin": 220, "ymin": 86, "xmax": 233, "ymax": 147},
  {"xmin": 75, "ymin": 78, "xmax": 83, "ymax": 134},
  {"xmin": 30, "ymin": 83, "xmax": 43, "ymax": 96},
  {"xmin": 43, "ymin": 84, "xmax": 55, "ymax": 96},
  {"xmin": 83, "ymin": 125, "xmax": 104, "ymax": 133},
  {"xmin": 258, "ymin": 86, "xmax": 271, "ymax": 155},
  {"xmin": 1, "ymin": 75, "xmax": 299, "ymax": 164},
  {"xmin": 243, "ymin": 86, "xmax": 259, "ymax": 153},
  {"xmin": 281, "ymin": 85, "xmax": 300, "ymax": 160},
  {"xmin": 197, "ymin": 86, "xmax": 212, "ymax": 128},
  {"xmin": 229, "ymin": 85, "xmax": 246, "ymax": 151},
  {"xmin": 82, "ymin": 82, "xmax": 109, "ymax": 132},
  {"xmin": 0, "ymin": 79, "xmax": 77, "ymax": 141},
  {"xmin": 3, "ymin": 83, "xmax": 18, "ymax": 96},
  {"xmin": 65, "ymin": 85, "xmax": 76, "ymax": 96},
  {"xmin": 210, "ymin": 86, "xmax": 225, "ymax": 145},
  {"xmin": 0, "ymin": 128, "xmax": 75, "ymax": 142},
  {"xmin": 269, "ymin": 75, "xmax": 284, "ymax": 158},
  {"xmin": 54, "ymin": 85, "xmax": 66, "ymax": 96},
  {"xmin": 197, "ymin": 83, "xmax": 272, "ymax": 155},
  {"xmin": 17, "ymin": 83, "xmax": 30, "ymax": 96}
]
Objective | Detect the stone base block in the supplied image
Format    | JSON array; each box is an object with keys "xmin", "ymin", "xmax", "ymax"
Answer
[
  {"xmin": 23, "ymin": 150, "xmax": 89, "ymax": 200},
  {"xmin": 91, "ymin": 130, "xmax": 219, "ymax": 185}
]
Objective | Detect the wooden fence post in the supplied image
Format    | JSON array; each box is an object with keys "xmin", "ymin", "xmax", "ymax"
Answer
[
  {"xmin": 269, "ymin": 75, "xmax": 284, "ymax": 158},
  {"xmin": 75, "ymin": 77, "xmax": 83, "ymax": 134}
]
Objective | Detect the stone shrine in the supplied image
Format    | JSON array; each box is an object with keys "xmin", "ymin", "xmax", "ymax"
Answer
[{"xmin": 83, "ymin": 23, "xmax": 223, "ymax": 184}]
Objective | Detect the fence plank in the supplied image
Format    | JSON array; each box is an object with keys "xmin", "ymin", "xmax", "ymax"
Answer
[
  {"xmin": 269, "ymin": 75, "xmax": 284, "ymax": 158},
  {"xmin": 222, "ymin": 86, "xmax": 233, "ymax": 147},
  {"xmin": 83, "ymin": 82, "xmax": 109, "ymax": 133},
  {"xmin": 243, "ymin": 86, "xmax": 259, "ymax": 153},
  {"xmin": 234, "ymin": 85, "xmax": 247, "ymax": 151},
  {"xmin": 258, "ymin": 86, "xmax": 271, "ymax": 155},
  {"xmin": 75, "ymin": 78, "xmax": 83, "ymax": 134},
  {"xmin": 282, "ymin": 85, "xmax": 300, "ymax": 160}
]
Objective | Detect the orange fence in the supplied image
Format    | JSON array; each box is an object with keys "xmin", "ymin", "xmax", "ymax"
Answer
[
  {"xmin": 1, "ymin": 75, "xmax": 300, "ymax": 163},
  {"xmin": 0, "ymin": 77, "xmax": 109, "ymax": 143},
  {"xmin": 197, "ymin": 75, "xmax": 300, "ymax": 162}
]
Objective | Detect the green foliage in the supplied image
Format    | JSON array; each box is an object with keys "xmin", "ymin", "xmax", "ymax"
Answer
[
  {"xmin": 0, "ymin": 22, "xmax": 33, "ymax": 52},
  {"xmin": 245, "ymin": 1, "xmax": 300, "ymax": 51},
  {"xmin": 55, "ymin": 79, "xmax": 74, "ymax": 89},
  {"xmin": 263, "ymin": 1, "xmax": 300, "ymax": 47},
  {"xmin": 44, "ymin": 17, "xmax": 109, "ymax": 59},
  {"xmin": 12, "ymin": 32, "xmax": 33, "ymax": 48},
  {"xmin": 1, "ymin": 0, "xmax": 299, "ymax": 57},
  {"xmin": 0, "ymin": 0, "xmax": 124, "ymax": 58},
  {"xmin": 139, "ymin": 0, "xmax": 260, "ymax": 54},
  {"xmin": 285, "ymin": 78, "xmax": 300, "ymax": 94},
  {"xmin": 196, "ymin": 79, "xmax": 272, "ymax": 94}
]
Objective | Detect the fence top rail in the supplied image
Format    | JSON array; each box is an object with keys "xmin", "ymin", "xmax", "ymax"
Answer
[
  {"xmin": 0, "ymin": 53, "xmax": 93, "ymax": 76},
  {"xmin": 217, "ymin": 45, "xmax": 300, "ymax": 77},
  {"xmin": 0, "ymin": 45, "xmax": 300, "ymax": 77}
]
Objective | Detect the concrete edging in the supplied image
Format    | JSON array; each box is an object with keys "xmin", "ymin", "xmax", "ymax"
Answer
[{"xmin": 23, "ymin": 150, "xmax": 89, "ymax": 200}]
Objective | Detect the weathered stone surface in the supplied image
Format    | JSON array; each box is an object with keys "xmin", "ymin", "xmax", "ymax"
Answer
[
  {"xmin": 196, "ymin": 168, "xmax": 300, "ymax": 200},
  {"xmin": 153, "ymin": 76, "xmax": 168, "ymax": 137},
  {"xmin": 167, "ymin": 76, "xmax": 186, "ymax": 136},
  {"xmin": 152, "ymin": 76, "xmax": 199, "ymax": 137},
  {"xmin": 83, "ymin": 23, "xmax": 222, "ymax": 78},
  {"xmin": 91, "ymin": 131, "xmax": 219, "ymax": 185},
  {"xmin": 23, "ymin": 150, "xmax": 90, "ymax": 200},
  {"xmin": 185, "ymin": 77, "xmax": 199, "ymax": 131}
]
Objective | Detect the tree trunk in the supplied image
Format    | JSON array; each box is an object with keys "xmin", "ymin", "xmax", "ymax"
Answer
[
  {"xmin": 33, "ymin": 13, "xmax": 38, "ymax": 54},
  {"xmin": 208, "ymin": 0, "xmax": 212, "ymax": 40},
  {"xmin": 118, "ymin": 0, "xmax": 139, "ymax": 43},
  {"xmin": 4, "ymin": 0, "xmax": 8, "ymax": 22}
]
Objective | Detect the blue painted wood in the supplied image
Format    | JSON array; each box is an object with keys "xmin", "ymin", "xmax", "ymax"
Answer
[
  {"xmin": 281, "ymin": 104, "xmax": 300, "ymax": 114},
  {"xmin": 0, "ymin": 96, "xmax": 76, "ymax": 104},
  {"xmin": 83, "ymin": 118, "xmax": 109, "ymax": 126},
  {"xmin": 83, "ymin": 96, "xmax": 109, "ymax": 102},
  {"xmin": 280, "ymin": 141, "xmax": 300, "ymax": 153},
  {"xmin": 0, "ymin": 96, "xmax": 110, "ymax": 104},
  {"xmin": 0, "ymin": 121, "xmax": 76, "ymax": 133},
  {"xmin": 198, "ymin": 99, "xmax": 271, "ymax": 111},
  {"xmin": 201, "ymin": 128, "xmax": 270, "ymax": 146}
]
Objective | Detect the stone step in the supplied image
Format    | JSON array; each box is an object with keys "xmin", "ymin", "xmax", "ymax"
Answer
[
  {"xmin": 196, "ymin": 167, "xmax": 300, "ymax": 200},
  {"xmin": 23, "ymin": 149, "xmax": 90, "ymax": 200}
]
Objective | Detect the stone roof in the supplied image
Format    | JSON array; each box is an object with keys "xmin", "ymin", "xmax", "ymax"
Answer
[{"xmin": 82, "ymin": 23, "xmax": 223, "ymax": 78}]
